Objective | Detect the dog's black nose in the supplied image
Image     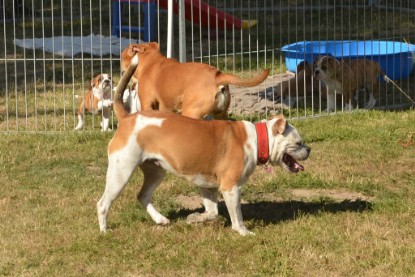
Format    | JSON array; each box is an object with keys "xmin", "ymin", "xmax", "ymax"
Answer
[{"xmin": 305, "ymin": 146, "xmax": 311, "ymax": 154}]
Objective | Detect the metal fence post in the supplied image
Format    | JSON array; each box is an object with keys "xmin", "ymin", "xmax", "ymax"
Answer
[{"xmin": 178, "ymin": 0, "xmax": 186, "ymax": 62}]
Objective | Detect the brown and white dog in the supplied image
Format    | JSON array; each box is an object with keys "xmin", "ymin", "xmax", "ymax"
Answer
[
  {"xmin": 313, "ymin": 56, "xmax": 389, "ymax": 111},
  {"xmin": 121, "ymin": 42, "xmax": 270, "ymax": 119},
  {"xmin": 277, "ymin": 61, "xmax": 326, "ymax": 107},
  {"xmin": 97, "ymin": 55, "xmax": 311, "ymax": 236},
  {"xmin": 113, "ymin": 81, "xmax": 141, "ymax": 114},
  {"xmin": 75, "ymin": 74, "xmax": 113, "ymax": 131},
  {"xmin": 122, "ymin": 81, "xmax": 140, "ymax": 114}
]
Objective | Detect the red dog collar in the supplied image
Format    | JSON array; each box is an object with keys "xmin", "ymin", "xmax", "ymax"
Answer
[{"xmin": 255, "ymin": 122, "xmax": 269, "ymax": 165}]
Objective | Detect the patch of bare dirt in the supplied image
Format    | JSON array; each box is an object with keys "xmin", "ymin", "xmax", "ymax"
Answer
[
  {"xmin": 229, "ymin": 73, "xmax": 293, "ymax": 115},
  {"xmin": 0, "ymin": 198, "xmax": 9, "ymax": 208},
  {"xmin": 176, "ymin": 195, "xmax": 203, "ymax": 210},
  {"xmin": 175, "ymin": 189, "xmax": 373, "ymax": 214},
  {"xmin": 399, "ymin": 132, "xmax": 415, "ymax": 147},
  {"xmin": 290, "ymin": 189, "xmax": 374, "ymax": 201},
  {"xmin": 86, "ymin": 164, "xmax": 101, "ymax": 172},
  {"xmin": 176, "ymin": 194, "xmax": 253, "ymax": 210}
]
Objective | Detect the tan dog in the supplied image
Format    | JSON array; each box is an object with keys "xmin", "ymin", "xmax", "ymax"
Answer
[
  {"xmin": 75, "ymin": 74, "xmax": 113, "ymax": 131},
  {"xmin": 277, "ymin": 61, "xmax": 326, "ymax": 107},
  {"xmin": 121, "ymin": 42, "xmax": 270, "ymax": 119},
  {"xmin": 343, "ymin": 58, "xmax": 390, "ymax": 109},
  {"xmin": 314, "ymin": 56, "xmax": 389, "ymax": 111},
  {"xmin": 97, "ymin": 55, "xmax": 311, "ymax": 236}
]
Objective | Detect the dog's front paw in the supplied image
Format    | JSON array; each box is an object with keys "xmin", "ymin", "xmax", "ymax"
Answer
[
  {"xmin": 74, "ymin": 124, "xmax": 83, "ymax": 131},
  {"xmin": 234, "ymin": 226, "xmax": 255, "ymax": 236},
  {"xmin": 100, "ymin": 128, "xmax": 112, "ymax": 132},
  {"xmin": 155, "ymin": 216, "xmax": 170, "ymax": 225},
  {"xmin": 102, "ymin": 99, "xmax": 113, "ymax": 108},
  {"xmin": 344, "ymin": 103, "xmax": 354, "ymax": 111}
]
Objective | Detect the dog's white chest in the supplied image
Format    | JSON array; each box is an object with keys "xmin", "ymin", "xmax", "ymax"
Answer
[
  {"xmin": 184, "ymin": 174, "xmax": 218, "ymax": 188},
  {"xmin": 325, "ymin": 79, "xmax": 344, "ymax": 95}
]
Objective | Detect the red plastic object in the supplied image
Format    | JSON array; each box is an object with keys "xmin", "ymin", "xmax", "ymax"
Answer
[{"xmin": 158, "ymin": 0, "xmax": 243, "ymax": 30}]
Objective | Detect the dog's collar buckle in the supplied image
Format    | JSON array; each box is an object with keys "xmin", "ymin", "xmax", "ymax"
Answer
[{"xmin": 255, "ymin": 122, "xmax": 269, "ymax": 165}]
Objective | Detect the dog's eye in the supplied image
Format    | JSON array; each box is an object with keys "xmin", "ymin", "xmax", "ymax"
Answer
[
  {"xmin": 321, "ymin": 65, "xmax": 327, "ymax": 71},
  {"xmin": 296, "ymin": 142, "xmax": 303, "ymax": 146}
]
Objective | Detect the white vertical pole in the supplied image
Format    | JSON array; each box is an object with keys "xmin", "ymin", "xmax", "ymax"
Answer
[
  {"xmin": 178, "ymin": 0, "xmax": 186, "ymax": 62},
  {"xmin": 167, "ymin": 0, "xmax": 173, "ymax": 58}
]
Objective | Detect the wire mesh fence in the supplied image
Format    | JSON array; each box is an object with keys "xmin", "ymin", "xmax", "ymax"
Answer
[{"xmin": 1, "ymin": 0, "xmax": 414, "ymax": 132}]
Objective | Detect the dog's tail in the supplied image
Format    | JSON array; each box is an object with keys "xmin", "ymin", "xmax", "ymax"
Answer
[
  {"xmin": 216, "ymin": 68, "xmax": 270, "ymax": 87},
  {"xmin": 113, "ymin": 54, "xmax": 139, "ymax": 122},
  {"xmin": 379, "ymin": 66, "xmax": 415, "ymax": 105},
  {"xmin": 377, "ymin": 65, "xmax": 391, "ymax": 84},
  {"xmin": 382, "ymin": 73, "xmax": 415, "ymax": 105}
]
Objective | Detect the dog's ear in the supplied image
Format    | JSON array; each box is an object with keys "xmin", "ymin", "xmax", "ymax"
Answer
[
  {"xmin": 296, "ymin": 61, "xmax": 305, "ymax": 73},
  {"xmin": 296, "ymin": 61, "xmax": 312, "ymax": 74},
  {"xmin": 131, "ymin": 42, "xmax": 158, "ymax": 54},
  {"xmin": 90, "ymin": 75, "xmax": 100, "ymax": 88},
  {"xmin": 312, "ymin": 56, "xmax": 321, "ymax": 69},
  {"xmin": 327, "ymin": 57, "xmax": 340, "ymax": 68},
  {"xmin": 148, "ymin": 42, "xmax": 159, "ymax": 49},
  {"xmin": 272, "ymin": 114, "xmax": 287, "ymax": 135},
  {"xmin": 130, "ymin": 44, "xmax": 142, "ymax": 53},
  {"xmin": 128, "ymin": 44, "xmax": 135, "ymax": 54}
]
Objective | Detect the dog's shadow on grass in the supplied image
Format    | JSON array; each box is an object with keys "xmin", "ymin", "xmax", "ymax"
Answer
[
  {"xmin": 169, "ymin": 198, "xmax": 372, "ymax": 226},
  {"xmin": 239, "ymin": 199, "xmax": 372, "ymax": 225}
]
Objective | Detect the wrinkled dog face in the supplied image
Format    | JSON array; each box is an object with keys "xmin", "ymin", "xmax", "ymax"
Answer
[
  {"xmin": 90, "ymin": 74, "xmax": 113, "ymax": 100},
  {"xmin": 91, "ymin": 74, "xmax": 112, "ymax": 93},
  {"xmin": 313, "ymin": 56, "xmax": 339, "ymax": 81},
  {"xmin": 98, "ymin": 74, "xmax": 112, "ymax": 93},
  {"xmin": 270, "ymin": 122, "xmax": 311, "ymax": 173}
]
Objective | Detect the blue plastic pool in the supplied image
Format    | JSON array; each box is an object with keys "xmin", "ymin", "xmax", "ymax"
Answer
[{"xmin": 281, "ymin": 40, "xmax": 415, "ymax": 80}]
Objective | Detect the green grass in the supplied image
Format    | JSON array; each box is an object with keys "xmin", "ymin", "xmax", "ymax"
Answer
[{"xmin": 1, "ymin": 110, "xmax": 414, "ymax": 276}]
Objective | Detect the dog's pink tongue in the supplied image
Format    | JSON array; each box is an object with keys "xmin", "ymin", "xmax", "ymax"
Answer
[{"xmin": 295, "ymin": 162, "xmax": 304, "ymax": 171}]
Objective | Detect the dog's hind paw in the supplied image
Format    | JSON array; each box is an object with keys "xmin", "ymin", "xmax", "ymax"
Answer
[
  {"xmin": 186, "ymin": 212, "xmax": 217, "ymax": 224},
  {"xmin": 154, "ymin": 216, "xmax": 170, "ymax": 225}
]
